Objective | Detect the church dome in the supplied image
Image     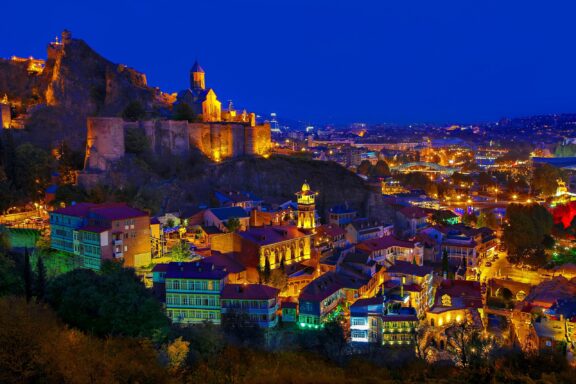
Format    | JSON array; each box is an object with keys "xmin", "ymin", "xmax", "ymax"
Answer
[{"xmin": 301, "ymin": 182, "xmax": 310, "ymax": 192}]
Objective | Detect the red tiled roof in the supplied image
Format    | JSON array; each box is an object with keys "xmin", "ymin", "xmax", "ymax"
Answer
[
  {"xmin": 221, "ymin": 284, "xmax": 279, "ymax": 300},
  {"xmin": 53, "ymin": 202, "xmax": 148, "ymax": 221},
  {"xmin": 317, "ymin": 224, "xmax": 346, "ymax": 238},
  {"xmin": 386, "ymin": 260, "xmax": 433, "ymax": 277},
  {"xmin": 399, "ymin": 206, "xmax": 429, "ymax": 219},
  {"xmin": 53, "ymin": 202, "xmax": 99, "ymax": 217},
  {"xmin": 434, "ymin": 279, "xmax": 483, "ymax": 309},
  {"xmin": 203, "ymin": 253, "xmax": 246, "ymax": 274},
  {"xmin": 239, "ymin": 226, "xmax": 308, "ymax": 246},
  {"xmin": 357, "ymin": 236, "xmax": 416, "ymax": 252}
]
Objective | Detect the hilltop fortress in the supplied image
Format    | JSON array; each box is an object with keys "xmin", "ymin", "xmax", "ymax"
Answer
[{"xmin": 78, "ymin": 58, "xmax": 271, "ymax": 188}]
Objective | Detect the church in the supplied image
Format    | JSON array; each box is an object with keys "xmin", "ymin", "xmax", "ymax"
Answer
[{"xmin": 176, "ymin": 61, "xmax": 271, "ymax": 160}]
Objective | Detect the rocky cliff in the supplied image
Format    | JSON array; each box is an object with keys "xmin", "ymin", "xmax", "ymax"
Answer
[{"xmin": 0, "ymin": 31, "xmax": 170, "ymax": 150}]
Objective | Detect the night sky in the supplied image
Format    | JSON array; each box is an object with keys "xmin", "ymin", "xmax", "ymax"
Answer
[{"xmin": 2, "ymin": 0, "xmax": 576, "ymax": 124}]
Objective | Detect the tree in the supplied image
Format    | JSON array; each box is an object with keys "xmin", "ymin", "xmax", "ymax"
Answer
[
  {"xmin": 14, "ymin": 143, "xmax": 53, "ymax": 200},
  {"xmin": 462, "ymin": 212, "xmax": 477, "ymax": 226},
  {"xmin": 122, "ymin": 101, "xmax": 146, "ymax": 121},
  {"xmin": 263, "ymin": 257, "xmax": 271, "ymax": 283},
  {"xmin": 0, "ymin": 253, "xmax": 21, "ymax": 296},
  {"xmin": 173, "ymin": 103, "xmax": 198, "ymax": 122},
  {"xmin": 442, "ymin": 250, "xmax": 449, "ymax": 276},
  {"xmin": 169, "ymin": 240, "xmax": 192, "ymax": 262},
  {"xmin": 124, "ymin": 127, "xmax": 150, "ymax": 154},
  {"xmin": 357, "ymin": 160, "xmax": 372, "ymax": 176},
  {"xmin": 477, "ymin": 211, "xmax": 498, "ymax": 230},
  {"xmin": 34, "ymin": 256, "xmax": 46, "ymax": 303},
  {"xmin": 503, "ymin": 203, "xmax": 553, "ymax": 267},
  {"xmin": 224, "ymin": 217, "xmax": 241, "ymax": 233},
  {"xmin": 23, "ymin": 248, "xmax": 32, "ymax": 303},
  {"xmin": 532, "ymin": 164, "xmax": 566, "ymax": 197},
  {"xmin": 268, "ymin": 269, "xmax": 288, "ymax": 292},
  {"xmin": 46, "ymin": 262, "xmax": 169, "ymax": 339}
]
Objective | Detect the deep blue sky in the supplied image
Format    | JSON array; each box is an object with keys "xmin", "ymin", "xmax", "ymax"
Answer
[{"xmin": 2, "ymin": 1, "xmax": 576, "ymax": 124}]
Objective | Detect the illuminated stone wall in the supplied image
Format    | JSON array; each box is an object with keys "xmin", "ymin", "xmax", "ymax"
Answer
[
  {"xmin": 188, "ymin": 122, "xmax": 270, "ymax": 160},
  {"xmin": 84, "ymin": 117, "xmax": 125, "ymax": 172},
  {"xmin": 0, "ymin": 103, "xmax": 10, "ymax": 129}
]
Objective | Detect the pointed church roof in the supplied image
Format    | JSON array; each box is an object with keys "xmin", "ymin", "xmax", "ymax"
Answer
[{"xmin": 191, "ymin": 61, "xmax": 205, "ymax": 73}]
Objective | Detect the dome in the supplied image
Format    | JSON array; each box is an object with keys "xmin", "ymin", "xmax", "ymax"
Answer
[{"xmin": 301, "ymin": 182, "xmax": 310, "ymax": 192}]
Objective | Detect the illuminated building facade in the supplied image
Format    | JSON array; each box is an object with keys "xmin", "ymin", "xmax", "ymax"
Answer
[
  {"xmin": 49, "ymin": 203, "xmax": 152, "ymax": 270},
  {"xmin": 221, "ymin": 284, "xmax": 279, "ymax": 328},
  {"xmin": 157, "ymin": 261, "xmax": 228, "ymax": 325},
  {"xmin": 296, "ymin": 182, "xmax": 318, "ymax": 230}
]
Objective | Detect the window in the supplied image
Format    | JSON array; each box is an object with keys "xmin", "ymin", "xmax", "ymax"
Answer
[
  {"xmin": 351, "ymin": 330, "xmax": 367, "ymax": 339},
  {"xmin": 352, "ymin": 318, "xmax": 366, "ymax": 326}
]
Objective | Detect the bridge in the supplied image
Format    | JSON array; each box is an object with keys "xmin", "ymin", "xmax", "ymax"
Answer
[
  {"xmin": 488, "ymin": 278, "xmax": 532, "ymax": 301},
  {"xmin": 392, "ymin": 162, "xmax": 460, "ymax": 175}
]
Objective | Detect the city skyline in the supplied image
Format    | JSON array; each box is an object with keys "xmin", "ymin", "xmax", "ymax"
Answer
[{"xmin": 3, "ymin": 0, "xmax": 576, "ymax": 124}]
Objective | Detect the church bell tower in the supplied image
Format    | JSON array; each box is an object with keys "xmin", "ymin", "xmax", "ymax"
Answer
[
  {"xmin": 190, "ymin": 61, "xmax": 206, "ymax": 90},
  {"xmin": 296, "ymin": 181, "xmax": 318, "ymax": 230}
]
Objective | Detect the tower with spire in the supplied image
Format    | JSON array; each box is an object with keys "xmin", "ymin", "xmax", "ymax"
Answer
[
  {"xmin": 190, "ymin": 61, "xmax": 205, "ymax": 90},
  {"xmin": 295, "ymin": 181, "xmax": 318, "ymax": 230}
]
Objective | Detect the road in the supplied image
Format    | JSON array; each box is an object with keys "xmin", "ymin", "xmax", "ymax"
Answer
[{"xmin": 478, "ymin": 251, "xmax": 544, "ymax": 285}]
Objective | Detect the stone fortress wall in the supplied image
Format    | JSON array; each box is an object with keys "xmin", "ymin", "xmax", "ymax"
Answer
[{"xmin": 78, "ymin": 116, "xmax": 271, "ymax": 187}]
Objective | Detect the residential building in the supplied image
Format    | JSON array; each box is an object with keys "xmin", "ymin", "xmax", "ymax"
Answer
[
  {"xmin": 350, "ymin": 297, "xmax": 383, "ymax": 343},
  {"xmin": 204, "ymin": 207, "xmax": 250, "ymax": 232},
  {"xmin": 385, "ymin": 261, "xmax": 434, "ymax": 316},
  {"xmin": 49, "ymin": 202, "xmax": 151, "ymax": 270},
  {"xmin": 298, "ymin": 271, "xmax": 347, "ymax": 328},
  {"xmin": 281, "ymin": 300, "xmax": 298, "ymax": 323},
  {"xmin": 156, "ymin": 261, "xmax": 229, "ymax": 325},
  {"xmin": 214, "ymin": 190, "xmax": 263, "ymax": 212},
  {"xmin": 315, "ymin": 224, "xmax": 347, "ymax": 252},
  {"xmin": 396, "ymin": 206, "xmax": 429, "ymax": 237},
  {"xmin": 345, "ymin": 218, "xmax": 393, "ymax": 244},
  {"xmin": 381, "ymin": 307, "xmax": 419, "ymax": 347},
  {"xmin": 221, "ymin": 284, "xmax": 279, "ymax": 328},
  {"xmin": 356, "ymin": 236, "xmax": 424, "ymax": 266},
  {"xmin": 328, "ymin": 204, "xmax": 357, "ymax": 227}
]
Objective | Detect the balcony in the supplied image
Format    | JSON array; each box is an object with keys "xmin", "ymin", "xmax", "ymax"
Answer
[
  {"xmin": 113, "ymin": 251, "xmax": 123, "ymax": 259},
  {"xmin": 113, "ymin": 239, "xmax": 123, "ymax": 246}
]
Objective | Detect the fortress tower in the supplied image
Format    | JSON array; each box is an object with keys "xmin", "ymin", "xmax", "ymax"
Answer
[
  {"xmin": 296, "ymin": 182, "xmax": 318, "ymax": 230},
  {"xmin": 0, "ymin": 94, "xmax": 11, "ymax": 129},
  {"xmin": 190, "ymin": 61, "xmax": 205, "ymax": 90}
]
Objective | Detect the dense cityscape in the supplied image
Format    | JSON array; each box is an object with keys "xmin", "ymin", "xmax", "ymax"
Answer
[{"xmin": 3, "ymin": 5, "xmax": 576, "ymax": 383}]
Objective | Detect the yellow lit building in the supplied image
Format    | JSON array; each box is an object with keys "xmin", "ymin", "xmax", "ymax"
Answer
[{"xmin": 296, "ymin": 182, "xmax": 318, "ymax": 230}]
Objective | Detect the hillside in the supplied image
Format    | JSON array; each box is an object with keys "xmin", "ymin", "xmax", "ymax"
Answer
[{"xmin": 0, "ymin": 31, "xmax": 170, "ymax": 150}]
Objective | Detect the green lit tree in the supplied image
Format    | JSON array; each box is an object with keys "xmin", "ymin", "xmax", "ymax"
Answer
[
  {"xmin": 224, "ymin": 217, "xmax": 241, "ymax": 233},
  {"xmin": 169, "ymin": 240, "xmax": 192, "ymax": 262}
]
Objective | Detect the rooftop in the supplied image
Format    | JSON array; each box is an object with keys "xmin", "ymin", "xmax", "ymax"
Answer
[
  {"xmin": 357, "ymin": 236, "xmax": 417, "ymax": 252},
  {"xmin": 221, "ymin": 284, "xmax": 279, "ymax": 300},
  {"xmin": 208, "ymin": 206, "xmax": 250, "ymax": 221},
  {"xmin": 239, "ymin": 226, "xmax": 308, "ymax": 246},
  {"xmin": 386, "ymin": 261, "xmax": 433, "ymax": 277},
  {"xmin": 163, "ymin": 261, "xmax": 228, "ymax": 280}
]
